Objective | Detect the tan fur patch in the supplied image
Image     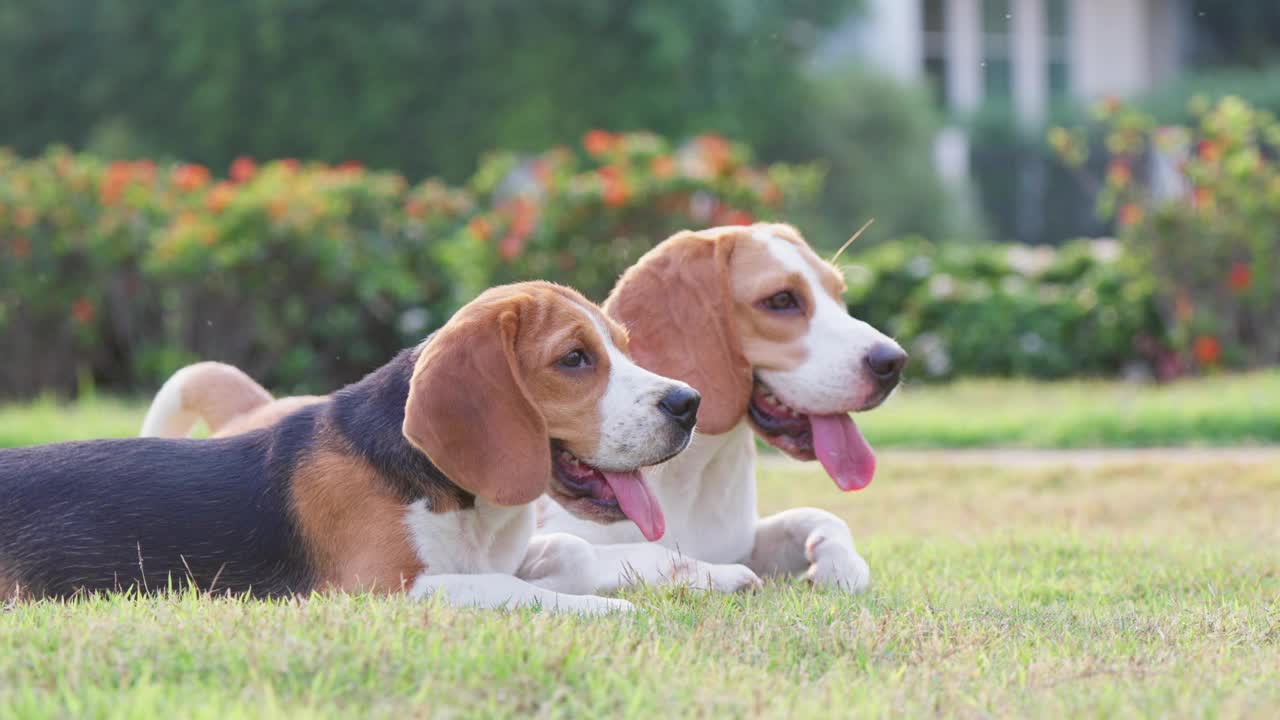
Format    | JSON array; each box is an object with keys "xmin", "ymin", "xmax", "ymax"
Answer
[
  {"xmin": 178, "ymin": 362, "xmax": 275, "ymax": 433},
  {"xmin": 215, "ymin": 395, "xmax": 327, "ymax": 437},
  {"xmin": 290, "ymin": 448, "xmax": 426, "ymax": 593},
  {"xmin": 729, "ymin": 232, "xmax": 812, "ymax": 372},
  {"xmin": 404, "ymin": 282, "xmax": 616, "ymax": 506}
]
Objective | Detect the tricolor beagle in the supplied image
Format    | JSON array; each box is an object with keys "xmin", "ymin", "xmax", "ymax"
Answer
[
  {"xmin": 522, "ymin": 223, "xmax": 905, "ymax": 594},
  {"xmin": 138, "ymin": 224, "xmax": 903, "ymax": 595},
  {"xmin": 1, "ymin": 282, "xmax": 699, "ymax": 612}
]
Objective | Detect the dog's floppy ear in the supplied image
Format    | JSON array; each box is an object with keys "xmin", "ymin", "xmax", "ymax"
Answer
[
  {"xmin": 402, "ymin": 295, "xmax": 549, "ymax": 506},
  {"xmin": 604, "ymin": 229, "xmax": 752, "ymax": 434}
]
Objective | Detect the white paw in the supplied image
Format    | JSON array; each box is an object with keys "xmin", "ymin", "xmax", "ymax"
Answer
[
  {"xmin": 671, "ymin": 560, "xmax": 763, "ymax": 593},
  {"xmin": 558, "ymin": 595, "xmax": 636, "ymax": 615},
  {"xmin": 805, "ymin": 536, "xmax": 871, "ymax": 593}
]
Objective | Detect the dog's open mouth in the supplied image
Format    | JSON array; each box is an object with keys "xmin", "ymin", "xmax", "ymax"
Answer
[
  {"xmin": 549, "ymin": 444, "xmax": 665, "ymax": 541},
  {"xmin": 747, "ymin": 379, "xmax": 877, "ymax": 491}
]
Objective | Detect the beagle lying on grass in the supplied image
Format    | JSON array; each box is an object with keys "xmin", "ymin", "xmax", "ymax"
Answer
[
  {"xmin": 1, "ymin": 282, "xmax": 700, "ymax": 612},
  {"xmin": 141, "ymin": 223, "xmax": 904, "ymax": 595}
]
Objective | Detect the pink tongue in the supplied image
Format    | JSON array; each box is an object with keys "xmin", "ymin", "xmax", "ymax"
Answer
[
  {"xmin": 600, "ymin": 470, "xmax": 666, "ymax": 541},
  {"xmin": 809, "ymin": 414, "xmax": 876, "ymax": 491}
]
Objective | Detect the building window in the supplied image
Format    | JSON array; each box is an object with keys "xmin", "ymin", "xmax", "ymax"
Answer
[
  {"xmin": 1046, "ymin": 0, "xmax": 1070, "ymax": 96},
  {"xmin": 923, "ymin": 0, "xmax": 949, "ymax": 107},
  {"xmin": 982, "ymin": 0, "xmax": 1012, "ymax": 99}
]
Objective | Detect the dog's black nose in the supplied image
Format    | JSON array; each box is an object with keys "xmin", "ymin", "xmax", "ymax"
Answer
[
  {"xmin": 658, "ymin": 386, "xmax": 701, "ymax": 432},
  {"xmin": 865, "ymin": 344, "xmax": 907, "ymax": 386}
]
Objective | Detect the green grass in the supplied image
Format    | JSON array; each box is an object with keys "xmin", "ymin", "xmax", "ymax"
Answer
[
  {"xmin": 857, "ymin": 370, "xmax": 1280, "ymax": 448},
  {"xmin": 5, "ymin": 371, "xmax": 1278, "ymax": 450},
  {"xmin": 4, "ymin": 457, "xmax": 1279, "ymax": 718}
]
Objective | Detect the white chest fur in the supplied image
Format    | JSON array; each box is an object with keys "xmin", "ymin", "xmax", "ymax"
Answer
[
  {"xmin": 404, "ymin": 499, "xmax": 535, "ymax": 576},
  {"xmin": 537, "ymin": 421, "xmax": 760, "ymax": 564}
]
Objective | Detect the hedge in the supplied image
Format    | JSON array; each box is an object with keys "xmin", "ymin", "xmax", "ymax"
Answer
[
  {"xmin": 845, "ymin": 236, "xmax": 1163, "ymax": 380},
  {"xmin": 0, "ymin": 135, "xmax": 815, "ymax": 399}
]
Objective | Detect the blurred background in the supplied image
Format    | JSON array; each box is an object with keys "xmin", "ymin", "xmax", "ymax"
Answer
[{"xmin": 0, "ymin": 0, "xmax": 1277, "ymax": 409}]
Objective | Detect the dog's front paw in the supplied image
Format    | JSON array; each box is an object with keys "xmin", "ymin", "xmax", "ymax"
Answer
[
  {"xmin": 671, "ymin": 560, "xmax": 763, "ymax": 593},
  {"xmin": 805, "ymin": 535, "xmax": 870, "ymax": 593},
  {"xmin": 559, "ymin": 595, "xmax": 636, "ymax": 615}
]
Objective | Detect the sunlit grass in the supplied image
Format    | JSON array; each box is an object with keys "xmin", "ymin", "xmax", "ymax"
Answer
[
  {"xmin": 4, "ymin": 370, "xmax": 1279, "ymax": 450},
  {"xmin": 3, "ymin": 456, "xmax": 1278, "ymax": 717}
]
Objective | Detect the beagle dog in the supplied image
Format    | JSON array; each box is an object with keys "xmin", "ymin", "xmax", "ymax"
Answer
[
  {"xmin": 1, "ymin": 282, "xmax": 700, "ymax": 612},
  {"xmin": 138, "ymin": 224, "xmax": 903, "ymax": 594},
  {"xmin": 521, "ymin": 223, "xmax": 905, "ymax": 594}
]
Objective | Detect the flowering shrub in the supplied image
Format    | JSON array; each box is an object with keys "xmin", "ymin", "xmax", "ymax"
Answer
[
  {"xmin": 437, "ymin": 131, "xmax": 822, "ymax": 303},
  {"xmin": 845, "ymin": 237, "xmax": 1161, "ymax": 380},
  {"xmin": 0, "ymin": 137, "xmax": 816, "ymax": 397},
  {"xmin": 1049, "ymin": 95, "xmax": 1280, "ymax": 371}
]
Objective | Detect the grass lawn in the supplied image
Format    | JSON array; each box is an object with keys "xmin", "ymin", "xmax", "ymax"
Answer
[
  {"xmin": 3, "ymin": 370, "xmax": 1278, "ymax": 450},
  {"xmin": 3, "ymin": 453, "xmax": 1278, "ymax": 717}
]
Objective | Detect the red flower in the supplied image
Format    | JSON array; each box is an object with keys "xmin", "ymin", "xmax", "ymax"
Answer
[
  {"xmin": 172, "ymin": 163, "xmax": 211, "ymax": 191},
  {"xmin": 71, "ymin": 297, "xmax": 96, "ymax": 326},
  {"xmin": 9, "ymin": 236, "xmax": 30, "ymax": 260},
  {"xmin": 279, "ymin": 158, "xmax": 300, "ymax": 174},
  {"xmin": 1193, "ymin": 335, "xmax": 1221, "ymax": 366},
  {"xmin": 1106, "ymin": 160, "xmax": 1132, "ymax": 187},
  {"xmin": 583, "ymin": 130, "xmax": 618, "ymax": 156},
  {"xmin": 718, "ymin": 209, "xmax": 754, "ymax": 226},
  {"xmin": 230, "ymin": 156, "xmax": 257, "ymax": 183},
  {"xmin": 1197, "ymin": 140, "xmax": 1222, "ymax": 164},
  {"xmin": 336, "ymin": 160, "xmax": 364, "ymax": 174},
  {"xmin": 1117, "ymin": 203, "xmax": 1143, "ymax": 228},
  {"xmin": 1228, "ymin": 262, "xmax": 1252, "ymax": 292}
]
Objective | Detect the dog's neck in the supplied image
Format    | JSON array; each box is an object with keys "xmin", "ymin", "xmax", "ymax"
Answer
[{"xmin": 326, "ymin": 348, "xmax": 475, "ymax": 509}]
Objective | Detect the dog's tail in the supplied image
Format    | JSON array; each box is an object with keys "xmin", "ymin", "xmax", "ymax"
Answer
[{"xmin": 140, "ymin": 362, "xmax": 274, "ymax": 437}]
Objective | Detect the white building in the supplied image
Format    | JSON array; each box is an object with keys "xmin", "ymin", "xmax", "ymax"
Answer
[{"xmin": 831, "ymin": 0, "xmax": 1189, "ymax": 182}]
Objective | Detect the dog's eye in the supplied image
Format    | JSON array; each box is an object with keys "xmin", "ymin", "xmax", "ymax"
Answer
[
  {"xmin": 557, "ymin": 350, "xmax": 591, "ymax": 368},
  {"xmin": 761, "ymin": 291, "xmax": 800, "ymax": 312}
]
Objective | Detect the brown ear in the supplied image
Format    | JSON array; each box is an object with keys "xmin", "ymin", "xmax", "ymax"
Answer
[
  {"xmin": 604, "ymin": 230, "xmax": 752, "ymax": 434},
  {"xmin": 402, "ymin": 299, "xmax": 549, "ymax": 506}
]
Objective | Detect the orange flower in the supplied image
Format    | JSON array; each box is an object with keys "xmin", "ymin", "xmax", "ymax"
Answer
[
  {"xmin": 698, "ymin": 134, "xmax": 732, "ymax": 173},
  {"xmin": 1228, "ymin": 262, "xmax": 1252, "ymax": 292},
  {"xmin": 1106, "ymin": 160, "xmax": 1132, "ymax": 187},
  {"xmin": 14, "ymin": 207, "xmax": 36, "ymax": 228},
  {"xmin": 1117, "ymin": 203, "xmax": 1143, "ymax": 228},
  {"xmin": 1193, "ymin": 335, "xmax": 1221, "ymax": 366},
  {"xmin": 100, "ymin": 161, "xmax": 136, "ymax": 205},
  {"xmin": 1191, "ymin": 186, "xmax": 1213, "ymax": 210},
  {"xmin": 230, "ymin": 156, "xmax": 257, "ymax": 183},
  {"xmin": 583, "ymin": 130, "xmax": 618, "ymax": 156},
  {"xmin": 205, "ymin": 182, "xmax": 236, "ymax": 213},
  {"xmin": 9, "ymin": 236, "xmax": 30, "ymax": 260},
  {"xmin": 467, "ymin": 217, "xmax": 492, "ymax": 242},
  {"xmin": 1100, "ymin": 96, "xmax": 1122, "ymax": 115},
  {"xmin": 1174, "ymin": 292, "xmax": 1194, "ymax": 321},
  {"xmin": 603, "ymin": 178, "xmax": 630, "ymax": 208},
  {"xmin": 404, "ymin": 197, "xmax": 428, "ymax": 219},
  {"xmin": 173, "ymin": 163, "xmax": 211, "ymax": 191},
  {"xmin": 650, "ymin": 155, "xmax": 676, "ymax": 179},
  {"xmin": 71, "ymin": 297, "xmax": 96, "ymax": 325},
  {"xmin": 719, "ymin": 209, "xmax": 754, "ymax": 226},
  {"xmin": 268, "ymin": 200, "xmax": 289, "ymax": 221},
  {"xmin": 336, "ymin": 160, "xmax": 364, "ymax": 174},
  {"xmin": 279, "ymin": 158, "xmax": 300, "ymax": 174},
  {"xmin": 1197, "ymin": 140, "xmax": 1222, "ymax": 164}
]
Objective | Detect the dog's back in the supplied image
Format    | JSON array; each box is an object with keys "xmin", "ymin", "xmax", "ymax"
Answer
[{"xmin": 0, "ymin": 428, "xmax": 314, "ymax": 599}]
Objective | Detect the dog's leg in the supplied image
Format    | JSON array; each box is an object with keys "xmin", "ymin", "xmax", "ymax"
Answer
[
  {"xmin": 747, "ymin": 508, "xmax": 870, "ymax": 592},
  {"xmin": 407, "ymin": 572, "xmax": 634, "ymax": 614},
  {"xmin": 518, "ymin": 533, "xmax": 762, "ymax": 595}
]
